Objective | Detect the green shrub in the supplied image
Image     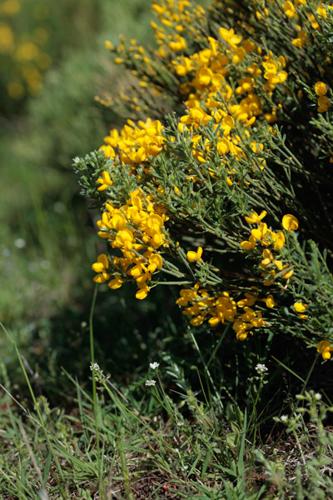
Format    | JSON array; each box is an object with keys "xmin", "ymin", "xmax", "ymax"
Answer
[{"xmin": 75, "ymin": 0, "xmax": 333, "ymax": 363}]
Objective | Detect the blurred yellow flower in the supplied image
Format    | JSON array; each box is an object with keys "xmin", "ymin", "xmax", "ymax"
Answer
[
  {"xmin": 0, "ymin": 0, "xmax": 20, "ymax": 15},
  {"xmin": 0, "ymin": 23, "xmax": 14, "ymax": 53}
]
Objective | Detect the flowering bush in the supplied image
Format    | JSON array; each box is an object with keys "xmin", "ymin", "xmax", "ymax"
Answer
[{"xmin": 75, "ymin": 0, "xmax": 333, "ymax": 360}]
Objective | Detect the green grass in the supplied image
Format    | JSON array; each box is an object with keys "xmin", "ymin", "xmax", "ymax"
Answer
[{"xmin": 0, "ymin": 313, "xmax": 332, "ymax": 498}]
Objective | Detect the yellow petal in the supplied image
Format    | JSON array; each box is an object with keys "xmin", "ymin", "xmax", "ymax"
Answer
[
  {"xmin": 108, "ymin": 277, "xmax": 123, "ymax": 290},
  {"xmin": 282, "ymin": 214, "xmax": 299, "ymax": 232},
  {"xmin": 136, "ymin": 287, "xmax": 149, "ymax": 300},
  {"xmin": 92, "ymin": 262, "xmax": 104, "ymax": 273}
]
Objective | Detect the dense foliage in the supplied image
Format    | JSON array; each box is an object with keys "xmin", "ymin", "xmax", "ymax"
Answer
[
  {"xmin": 1, "ymin": 1, "xmax": 333, "ymax": 497},
  {"xmin": 76, "ymin": 0, "xmax": 333, "ymax": 360}
]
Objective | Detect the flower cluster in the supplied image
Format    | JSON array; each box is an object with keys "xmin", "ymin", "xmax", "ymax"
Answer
[
  {"xmin": 293, "ymin": 301, "xmax": 308, "ymax": 320},
  {"xmin": 256, "ymin": 0, "xmax": 331, "ymax": 48},
  {"xmin": 240, "ymin": 211, "xmax": 297, "ymax": 285},
  {"xmin": 317, "ymin": 341, "xmax": 333, "ymax": 360},
  {"xmin": 176, "ymin": 285, "xmax": 265, "ymax": 341},
  {"xmin": 172, "ymin": 28, "xmax": 286, "ymax": 178},
  {"xmin": 151, "ymin": 0, "xmax": 206, "ymax": 57},
  {"xmin": 92, "ymin": 188, "xmax": 168, "ymax": 300},
  {"xmin": 314, "ymin": 81, "xmax": 330, "ymax": 113},
  {"xmin": 100, "ymin": 119, "xmax": 165, "ymax": 172},
  {"xmin": 75, "ymin": 0, "xmax": 333, "ymax": 361}
]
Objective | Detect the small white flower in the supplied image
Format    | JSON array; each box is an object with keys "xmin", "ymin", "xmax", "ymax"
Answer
[
  {"xmin": 255, "ymin": 363, "xmax": 268, "ymax": 375},
  {"xmin": 145, "ymin": 379, "xmax": 156, "ymax": 387},
  {"xmin": 90, "ymin": 362, "xmax": 100, "ymax": 372},
  {"xmin": 14, "ymin": 238, "xmax": 26, "ymax": 249},
  {"xmin": 315, "ymin": 393, "xmax": 322, "ymax": 401},
  {"xmin": 280, "ymin": 415, "xmax": 288, "ymax": 423},
  {"xmin": 149, "ymin": 362, "xmax": 160, "ymax": 370}
]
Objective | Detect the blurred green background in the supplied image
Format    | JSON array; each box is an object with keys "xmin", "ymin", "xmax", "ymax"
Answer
[{"xmin": 0, "ymin": 0, "xmax": 154, "ymax": 392}]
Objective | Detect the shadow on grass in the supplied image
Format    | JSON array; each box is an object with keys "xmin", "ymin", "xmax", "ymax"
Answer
[{"xmin": 6, "ymin": 282, "xmax": 332, "ymax": 431}]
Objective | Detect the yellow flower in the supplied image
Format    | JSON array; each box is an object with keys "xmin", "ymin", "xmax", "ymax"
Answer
[
  {"xmin": 293, "ymin": 301, "xmax": 308, "ymax": 313},
  {"xmin": 308, "ymin": 13, "xmax": 319, "ymax": 29},
  {"xmin": 314, "ymin": 81, "xmax": 328, "ymax": 96},
  {"xmin": 265, "ymin": 295, "xmax": 276, "ymax": 308},
  {"xmin": 95, "ymin": 190, "xmax": 167, "ymax": 299},
  {"xmin": 282, "ymin": 214, "xmax": 299, "ymax": 231},
  {"xmin": 96, "ymin": 171, "xmax": 113, "ymax": 191},
  {"xmin": 219, "ymin": 27, "xmax": 242, "ymax": 47},
  {"xmin": 237, "ymin": 294, "xmax": 257, "ymax": 308},
  {"xmin": 147, "ymin": 253, "xmax": 163, "ymax": 272},
  {"xmin": 317, "ymin": 95, "xmax": 330, "ymax": 113},
  {"xmin": 169, "ymin": 35, "xmax": 187, "ymax": 52},
  {"xmin": 152, "ymin": 2, "xmax": 166, "ymax": 15},
  {"xmin": 186, "ymin": 246, "xmax": 203, "ymax": 263},
  {"xmin": 101, "ymin": 119, "xmax": 164, "ymax": 169},
  {"xmin": 174, "ymin": 56, "xmax": 193, "ymax": 76},
  {"xmin": 129, "ymin": 264, "xmax": 144, "ymax": 279},
  {"xmin": 240, "ymin": 238, "xmax": 256, "ymax": 251},
  {"xmin": 217, "ymin": 138, "xmax": 230, "ymax": 155},
  {"xmin": 283, "ymin": 1, "xmax": 296, "ymax": 17},
  {"xmin": 317, "ymin": 340, "xmax": 332, "ymax": 360},
  {"xmin": 0, "ymin": 24, "xmax": 14, "ymax": 53},
  {"xmin": 292, "ymin": 30, "xmax": 307, "ymax": 48},
  {"xmin": 104, "ymin": 40, "xmax": 114, "ymax": 50},
  {"xmin": 261, "ymin": 248, "xmax": 274, "ymax": 267},
  {"xmin": 108, "ymin": 276, "xmax": 123, "ymax": 289},
  {"xmin": 209, "ymin": 316, "xmax": 220, "ymax": 328},
  {"xmin": 110, "ymin": 212, "xmax": 127, "ymax": 230},
  {"xmin": 272, "ymin": 231, "xmax": 285, "ymax": 250},
  {"xmin": 0, "ymin": 0, "xmax": 21, "ymax": 15},
  {"xmin": 282, "ymin": 268, "xmax": 294, "ymax": 280},
  {"xmin": 136, "ymin": 286, "xmax": 150, "ymax": 300},
  {"xmin": 316, "ymin": 4, "xmax": 327, "ymax": 18},
  {"xmin": 112, "ymin": 229, "xmax": 134, "ymax": 251},
  {"xmin": 245, "ymin": 210, "xmax": 267, "ymax": 224},
  {"xmin": 92, "ymin": 254, "xmax": 110, "ymax": 283},
  {"xmin": 262, "ymin": 54, "xmax": 288, "ymax": 91},
  {"xmin": 274, "ymin": 259, "xmax": 284, "ymax": 271},
  {"xmin": 15, "ymin": 41, "xmax": 39, "ymax": 62},
  {"xmin": 251, "ymin": 222, "xmax": 268, "ymax": 241},
  {"xmin": 91, "ymin": 253, "xmax": 108, "ymax": 273},
  {"xmin": 196, "ymin": 66, "xmax": 213, "ymax": 86}
]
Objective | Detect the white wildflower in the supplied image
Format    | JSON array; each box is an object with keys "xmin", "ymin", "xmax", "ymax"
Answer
[
  {"xmin": 14, "ymin": 238, "xmax": 26, "ymax": 249},
  {"xmin": 255, "ymin": 363, "xmax": 268, "ymax": 375},
  {"xmin": 90, "ymin": 362, "xmax": 100, "ymax": 372},
  {"xmin": 145, "ymin": 379, "xmax": 156, "ymax": 387},
  {"xmin": 149, "ymin": 362, "xmax": 160, "ymax": 370}
]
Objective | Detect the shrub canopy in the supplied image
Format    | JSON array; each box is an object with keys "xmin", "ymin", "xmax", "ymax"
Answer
[{"xmin": 75, "ymin": 0, "xmax": 333, "ymax": 360}]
